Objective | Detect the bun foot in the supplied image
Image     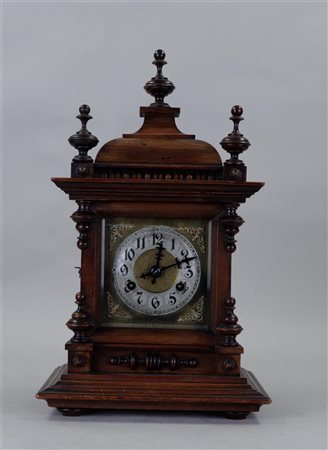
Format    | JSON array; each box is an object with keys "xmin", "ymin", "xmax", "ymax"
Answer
[
  {"xmin": 224, "ymin": 411, "xmax": 249, "ymax": 420},
  {"xmin": 57, "ymin": 407, "xmax": 90, "ymax": 416}
]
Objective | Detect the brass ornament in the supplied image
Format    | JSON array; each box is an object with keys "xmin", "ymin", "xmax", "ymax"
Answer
[
  {"xmin": 177, "ymin": 296, "xmax": 205, "ymax": 323},
  {"xmin": 109, "ymin": 224, "xmax": 134, "ymax": 244},
  {"xmin": 106, "ymin": 292, "xmax": 132, "ymax": 320},
  {"xmin": 178, "ymin": 226, "xmax": 206, "ymax": 254}
]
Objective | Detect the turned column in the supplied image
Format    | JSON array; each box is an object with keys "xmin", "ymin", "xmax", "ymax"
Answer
[
  {"xmin": 215, "ymin": 106, "xmax": 251, "ymax": 375},
  {"xmin": 66, "ymin": 200, "xmax": 95, "ymax": 343},
  {"xmin": 65, "ymin": 106, "xmax": 100, "ymax": 373}
]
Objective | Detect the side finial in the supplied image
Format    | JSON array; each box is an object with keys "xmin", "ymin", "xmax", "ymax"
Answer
[
  {"xmin": 68, "ymin": 105, "xmax": 99, "ymax": 162},
  {"xmin": 144, "ymin": 49, "xmax": 175, "ymax": 106},
  {"xmin": 220, "ymin": 105, "xmax": 250, "ymax": 181}
]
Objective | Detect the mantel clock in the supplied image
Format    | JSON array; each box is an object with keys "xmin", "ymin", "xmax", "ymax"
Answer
[{"xmin": 37, "ymin": 50, "xmax": 271, "ymax": 419}]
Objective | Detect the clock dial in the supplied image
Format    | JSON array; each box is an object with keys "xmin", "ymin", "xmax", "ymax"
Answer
[{"xmin": 112, "ymin": 226, "xmax": 201, "ymax": 316}]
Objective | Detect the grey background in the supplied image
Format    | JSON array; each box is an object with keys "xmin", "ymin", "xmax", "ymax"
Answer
[{"xmin": 2, "ymin": 1, "xmax": 327, "ymax": 449}]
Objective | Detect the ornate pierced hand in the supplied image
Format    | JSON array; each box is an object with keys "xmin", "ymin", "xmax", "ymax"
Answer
[{"xmin": 147, "ymin": 242, "xmax": 165, "ymax": 284}]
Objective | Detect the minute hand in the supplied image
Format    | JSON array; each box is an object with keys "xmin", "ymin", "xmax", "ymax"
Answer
[
  {"xmin": 161, "ymin": 256, "xmax": 197, "ymax": 271},
  {"xmin": 139, "ymin": 256, "xmax": 197, "ymax": 280}
]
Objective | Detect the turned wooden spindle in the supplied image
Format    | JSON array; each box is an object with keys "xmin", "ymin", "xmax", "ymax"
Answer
[
  {"xmin": 220, "ymin": 203, "xmax": 244, "ymax": 253},
  {"xmin": 66, "ymin": 292, "xmax": 92, "ymax": 343},
  {"xmin": 217, "ymin": 297, "xmax": 243, "ymax": 347}
]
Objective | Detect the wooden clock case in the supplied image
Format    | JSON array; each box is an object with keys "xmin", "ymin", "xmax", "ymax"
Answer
[{"xmin": 36, "ymin": 50, "xmax": 271, "ymax": 419}]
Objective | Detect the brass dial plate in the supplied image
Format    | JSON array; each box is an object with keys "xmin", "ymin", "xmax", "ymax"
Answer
[{"xmin": 134, "ymin": 249, "xmax": 178, "ymax": 293}]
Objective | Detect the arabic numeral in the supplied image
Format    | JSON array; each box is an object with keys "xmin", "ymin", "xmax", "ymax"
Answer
[
  {"xmin": 152, "ymin": 233, "xmax": 162, "ymax": 245},
  {"xmin": 124, "ymin": 248, "xmax": 135, "ymax": 261},
  {"xmin": 136, "ymin": 291, "xmax": 143, "ymax": 304},
  {"xmin": 171, "ymin": 238, "xmax": 175, "ymax": 250},
  {"xmin": 168, "ymin": 294, "xmax": 177, "ymax": 305},
  {"xmin": 184, "ymin": 269, "xmax": 193, "ymax": 279},
  {"xmin": 181, "ymin": 248, "xmax": 192, "ymax": 267},
  {"xmin": 136, "ymin": 237, "xmax": 146, "ymax": 249},
  {"xmin": 151, "ymin": 296, "xmax": 160, "ymax": 309},
  {"xmin": 120, "ymin": 264, "xmax": 128, "ymax": 276}
]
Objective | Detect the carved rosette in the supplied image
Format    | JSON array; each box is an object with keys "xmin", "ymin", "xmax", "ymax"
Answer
[
  {"xmin": 71, "ymin": 352, "xmax": 87, "ymax": 367},
  {"xmin": 71, "ymin": 200, "xmax": 95, "ymax": 250},
  {"xmin": 109, "ymin": 352, "xmax": 198, "ymax": 371},
  {"xmin": 217, "ymin": 297, "xmax": 243, "ymax": 346},
  {"xmin": 222, "ymin": 358, "xmax": 236, "ymax": 371},
  {"xmin": 220, "ymin": 204, "xmax": 244, "ymax": 253},
  {"xmin": 66, "ymin": 292, "xmax": 93, "ymax": 343}
]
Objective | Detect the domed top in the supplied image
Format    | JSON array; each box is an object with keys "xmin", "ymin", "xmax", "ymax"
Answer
[{"xmin": 94, "ymin": 50, "xmax": 222, "ymax": 180}]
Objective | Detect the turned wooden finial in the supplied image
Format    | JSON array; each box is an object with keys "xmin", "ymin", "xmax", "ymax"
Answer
[
  {"xmin": 218, "ymin": 297, "xmax": 243, "ymax": 347},
  {"xmin": 68, "ymin": 105, "xmax": 99, "ymax": 162},
  {"xmin": 220, "ymin": 105, "xmax": 250, "ymax": 181},
  {"xmin": 144, "ymin": 49, "xmax": 175, "ymax": 106}
]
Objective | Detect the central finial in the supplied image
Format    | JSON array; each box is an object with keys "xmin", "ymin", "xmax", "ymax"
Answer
[{"xmin": 144, "ymin": 49, "xmax": 175, "ymax": 106}]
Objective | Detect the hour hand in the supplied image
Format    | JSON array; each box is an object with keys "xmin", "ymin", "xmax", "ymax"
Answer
[
  {"xmin": 139, "ymin": 242, "xmax": 165, "ymax": 285},
  {"xmin": 154, "ymin": 241, "xmax": 165, "ymax": 266}
]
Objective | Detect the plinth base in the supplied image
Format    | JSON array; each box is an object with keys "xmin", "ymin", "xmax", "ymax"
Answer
[{"xmin": 36, "ymin": 365, "xmax": 271, "ymax": 418}]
